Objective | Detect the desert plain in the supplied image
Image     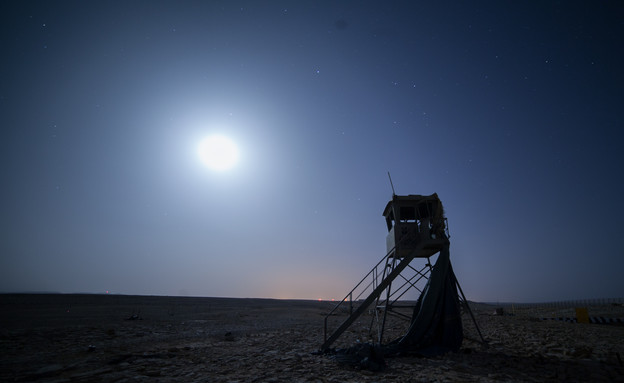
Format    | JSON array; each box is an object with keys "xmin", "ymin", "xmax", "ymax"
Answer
[{"xmin": 1, "ymin": 294, "xmax": 623, "ymax": 382}]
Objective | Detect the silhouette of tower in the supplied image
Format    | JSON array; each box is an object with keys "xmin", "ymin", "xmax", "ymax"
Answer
[{"xmin": 320, "ymin": 193, "xmax": 482, "ymax": 352}]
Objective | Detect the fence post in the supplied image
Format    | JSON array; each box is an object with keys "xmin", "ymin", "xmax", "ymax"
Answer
[{"xmin": 349, "ymin": 292, "xmax": 353, "ymax": 315}]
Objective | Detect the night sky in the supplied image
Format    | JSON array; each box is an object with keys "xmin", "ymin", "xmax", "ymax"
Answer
[{"xmin": 2, "ymin": 1, "xmax": 623, "ymax": 302}]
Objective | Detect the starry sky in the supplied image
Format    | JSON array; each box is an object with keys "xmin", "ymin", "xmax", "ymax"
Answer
[{"xmin": 1, "ymin": 1, "xmax": 623, "ymax": 302}]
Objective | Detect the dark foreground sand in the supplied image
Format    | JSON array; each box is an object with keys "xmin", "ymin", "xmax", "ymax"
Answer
[{"xmin": 1, "ymin": 294, "xmax": 623, "ymax": 382}]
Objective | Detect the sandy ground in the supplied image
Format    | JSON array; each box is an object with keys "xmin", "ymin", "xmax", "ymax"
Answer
[{"xmin": 1, "ymin": 294, "xmax": 623, "ymax": 382}]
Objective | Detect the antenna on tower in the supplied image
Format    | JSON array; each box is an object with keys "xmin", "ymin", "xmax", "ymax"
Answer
[{"xmin": 387, "ymin": 171, "xmax": 396, "ymax": 197}]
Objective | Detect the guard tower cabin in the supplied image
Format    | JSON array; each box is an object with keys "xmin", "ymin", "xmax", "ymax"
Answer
[{"xmin": 383, "ymin": 193, "xmax": 448, "ymax": 259}]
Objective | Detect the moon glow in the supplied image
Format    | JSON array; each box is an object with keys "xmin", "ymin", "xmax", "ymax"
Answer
[{"xmin": 198, "ymin": 135, "xmax": 239, "ymax": 171}]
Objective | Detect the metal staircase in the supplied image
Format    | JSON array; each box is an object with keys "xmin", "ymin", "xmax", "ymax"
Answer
[{"xmin": 321, "ymin": 234, "xmax": 447, "ymax": 351}]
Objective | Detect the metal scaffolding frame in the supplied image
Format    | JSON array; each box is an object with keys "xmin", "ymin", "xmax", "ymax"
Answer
[{"xmin": 320, "ymin": 194, "xmax": 484, "ymax": 352}]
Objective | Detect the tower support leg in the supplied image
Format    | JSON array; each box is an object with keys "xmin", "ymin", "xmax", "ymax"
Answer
[{"xmin": 455, "ymin": 275, "xmax": 487, "ymax": 345}]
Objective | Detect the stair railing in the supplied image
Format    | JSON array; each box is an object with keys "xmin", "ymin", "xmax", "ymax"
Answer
[{"xmin": 323, "ymin": 245, "xmax": 398, "ymax": 344}]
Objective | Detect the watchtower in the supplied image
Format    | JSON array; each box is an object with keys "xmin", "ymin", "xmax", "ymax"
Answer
[
  {"xmin": 383, "ymin": 193, "xmax": 448, "ymax": 259},
  {"xmin": 320, "ymin": 193, "xmax": 482, "ymax": 352}
]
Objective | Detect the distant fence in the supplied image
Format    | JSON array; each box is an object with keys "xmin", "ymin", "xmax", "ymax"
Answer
[{"xmin": 501, "ymin": 298, "xmax": 624, "ymax": 309}]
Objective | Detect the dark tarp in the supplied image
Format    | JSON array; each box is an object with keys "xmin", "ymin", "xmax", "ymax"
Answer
[{"xmin": 386, "ymin": 245, "xmax": 463, "ymax": 356}]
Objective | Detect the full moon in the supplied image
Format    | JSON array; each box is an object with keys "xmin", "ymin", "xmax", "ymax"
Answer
[{"xmin": 198, "ymin": 135, "xmax": 239, "ymax": 171}]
